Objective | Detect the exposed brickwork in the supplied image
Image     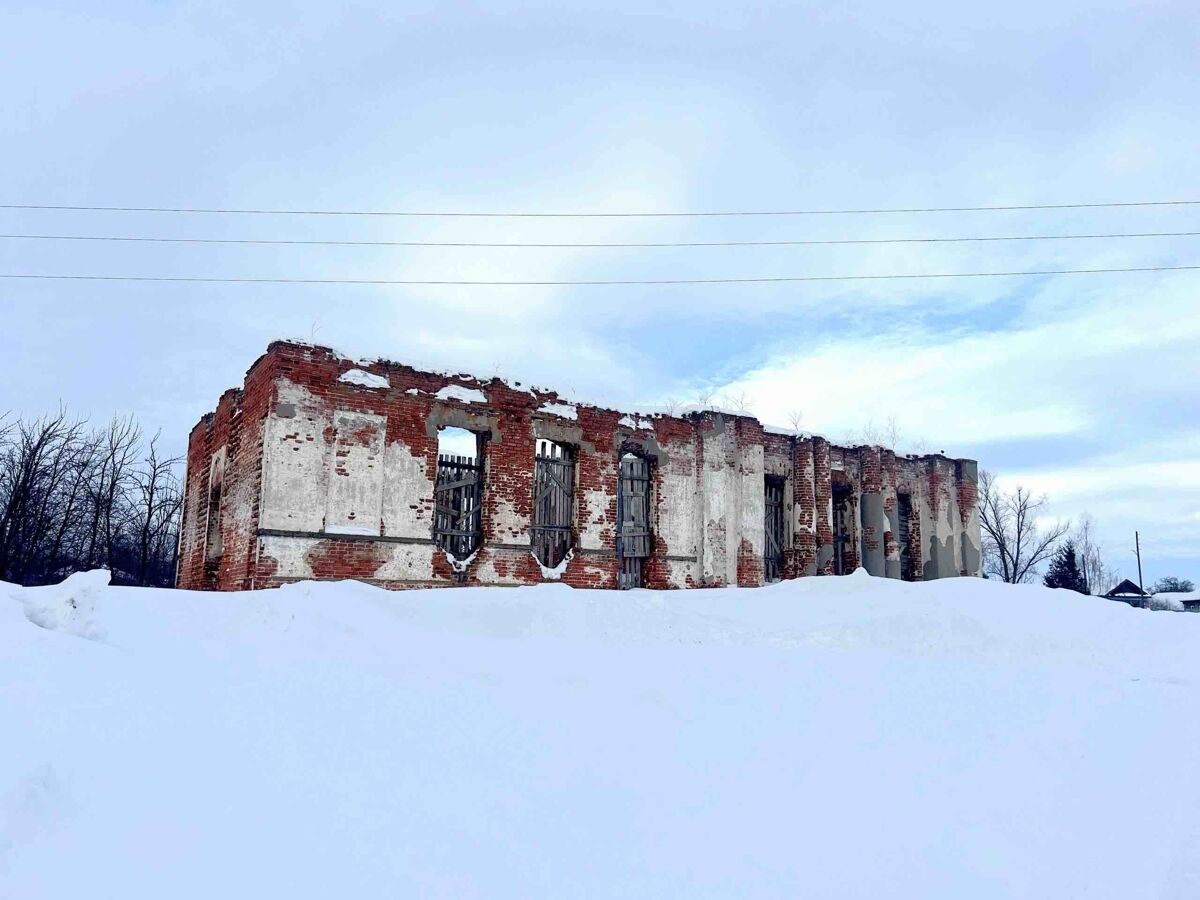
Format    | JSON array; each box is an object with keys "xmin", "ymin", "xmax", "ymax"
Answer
[
  {"xmin": 178, "ymin": 341, "xmax": 982, "ymax": 592},
  {"xmin": 790, "ymin": 439, "xmax": 817, "ymax": 577},
  {"xmin": 811, "ymin": 437, "xmax": 834, "ymax": 575}
]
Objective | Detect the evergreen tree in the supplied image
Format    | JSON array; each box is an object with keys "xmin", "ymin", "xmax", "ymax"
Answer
[{"xmin": 1043, "ymin": 540, "xmax": 1087, "ymax": 593}]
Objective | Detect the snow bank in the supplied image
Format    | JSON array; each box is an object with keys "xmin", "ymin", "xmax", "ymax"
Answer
[{"xmin": 3, "ymin": 572, "xmax": 1200, "ymax": 898}]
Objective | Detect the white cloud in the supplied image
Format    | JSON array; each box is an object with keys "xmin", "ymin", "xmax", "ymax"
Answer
[{"xmin": 710, "ymin": 271, "xmax": 1200, "ymax": 449}]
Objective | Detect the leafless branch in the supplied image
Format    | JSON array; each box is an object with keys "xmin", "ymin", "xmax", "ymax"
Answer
[{"xmin": 978, "ymin": 469, "xmax": 1069, "ymax": 584}]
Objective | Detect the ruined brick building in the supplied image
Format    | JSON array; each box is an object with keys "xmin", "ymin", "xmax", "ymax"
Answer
[{"xmin": 177, "ymin": 341, "xmax": 982, "ymax": 591}]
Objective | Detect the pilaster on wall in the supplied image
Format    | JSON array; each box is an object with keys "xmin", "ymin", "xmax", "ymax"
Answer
[
  {"xmin": 645, "ymin": 414, "xmax": 700, "ymax": 589},
  {"xmin": 812, "ymin": 437, "xmax": 834, "ymax": 574},
  {"xmin": 881, "ymin": 450, "xmax": 901, "ymax": 580},
  {"xmin": 791, "ymin": 439, "xmax": 818, "ymax": 576},
  {"xmin": 734, "ymin": 418, "xmax": 766, "ymax": 588},
  {"xmin": 922, "ymin": 456, "xmax": 963, "ymax": 580},
  {"xmin": 697, "ymin": 413, "xmax": 733, "ymax": 585},
  {"xmin": 955, "ymin": 459, "xmax": 981, "ymax": 576},
  {"xmin": 858, "ymin": 446, "xmax": 885, "ymax": 578}
]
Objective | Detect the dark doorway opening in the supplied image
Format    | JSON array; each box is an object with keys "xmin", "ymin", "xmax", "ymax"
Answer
[
  {"xmin": 832, "ymin": 485, "xmax": 853, "ymax": 576},
  {"xmin": 897, "ymin": 493, "xmax": 913, "ymax": 580},
  {"xmin": 764, "ymin": 475, "xmax": 786, "ymax": 582}
]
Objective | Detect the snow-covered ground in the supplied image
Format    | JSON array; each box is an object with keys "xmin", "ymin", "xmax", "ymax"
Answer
[{"xmin": 3, "ymin": 571, "xmax": 1199, "ymax": 898}]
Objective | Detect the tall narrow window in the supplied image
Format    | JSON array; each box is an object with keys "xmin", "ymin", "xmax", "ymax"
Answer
[
  {"xmin": 617, "ymin": 452, "xmax": 651, "ymax": 589},
  {"xmin": 832, "ymin": 485, "xmax": 852, "ymax": 576},
  {"xmin": 532, "ymin": 439, "xmax": 575, "ymax": 569},
  {"xmin": 897, "ymin": 493, "xmax": 913, "ymax": 580},
  {"xmin": 764, "ymin": 475, "xmax": 786, "ymax": 582},
  {"xmin": 204, "ymin": 449, "xmax": 225, "ymax": 562},
  {"xmin": 433, "ymin": 428, "xmax": 484, "ymax": 560},
  {"xmin": 203, "ymin": 448, "xmax": 226, "ymax": 588}
]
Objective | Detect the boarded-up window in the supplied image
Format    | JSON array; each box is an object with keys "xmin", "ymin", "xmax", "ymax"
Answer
[
  {"xmin": 433, "ymin": 428, "xmax": 484, "ymax": 560},
  {"xmin": 324, "ymin": 411, "xmax": 386, "ymax": 536},
  {"xmin": 617, "ymin": 453, "xmax": 651, "ymax": 589},
  {"xmin": 532, "ymin": 439, "xmax": 575, "ymax": 568}
]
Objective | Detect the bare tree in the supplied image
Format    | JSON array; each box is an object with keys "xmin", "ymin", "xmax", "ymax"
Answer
[
  {"xmin": 0, "ymin": 410, "xmax": 181, "ymax": 587},
  {"xmin": 0, "ymin": 410, "xmax": 91, "ymax": 583},
  {"xmin": 978, "ymin": 469, "xmax": 1070, "ymax": 584},
  {"xmin": 722, "ymin": 390, "xmax": 754, "ymax": 414},
  {"xmin": 695, "ymin": 388, "xmax": 716, "ymax": 409},
  {"xmin": 854, "ymin": 415, "xmax": 929, "ymax": 454},
  {"xmin": 82, "ymin": 415, "xmax": 142, "ymax": 573},
  {"xmin": 787, "ymin": 409, "xmax": 804, "ymax": 436},
  {"xmin": 1073, "ymin": 514, "xmax": 1116, "ymax": 595},
  {"xmin": 129, "ymin": 433, "xmax": 183, "ymax": 586}
]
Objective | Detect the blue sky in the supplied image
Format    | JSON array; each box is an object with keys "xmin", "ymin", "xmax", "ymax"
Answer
[{"xmin": 2, "ymin": 0, "xmax": 1197, "ymax": 585}]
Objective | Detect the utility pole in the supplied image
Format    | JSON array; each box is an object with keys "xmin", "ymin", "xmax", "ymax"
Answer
[{"xmin": 1135, "ymin": 531, "xmax": 1145, "ymax": 608}]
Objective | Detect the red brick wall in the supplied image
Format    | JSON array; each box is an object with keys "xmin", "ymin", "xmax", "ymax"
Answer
[{"xmin": 177, "ymin": 341, "xmax": 982, "ymax": 591}]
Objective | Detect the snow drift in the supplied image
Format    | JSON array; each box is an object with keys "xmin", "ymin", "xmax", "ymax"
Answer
[{"xmin": 3, "ymin": 571, "xmax": 1199, "ymax": 898}]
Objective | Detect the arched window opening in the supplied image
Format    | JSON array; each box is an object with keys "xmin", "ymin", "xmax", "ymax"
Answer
[
  {"xmin": 433, "ymin": 427, "xmax": 484, "ymax": 560},
  {"xmin": 203, "ymin": 448, "xmax": 226, "ymax": 588},
  {"xmin": 532, "ymin": 439, "xmax": 575, "ymax": 569}
]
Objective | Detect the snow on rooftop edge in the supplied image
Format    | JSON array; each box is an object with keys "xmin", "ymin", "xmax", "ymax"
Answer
[
  {"xmin": 338, "ymin": 368, "xmax": 390, "ymax": 389},
  {"xmin": 434, "ymin": 384, "xmax": 488, "ymax": 404},
  {"xmin": 536, "ymin": 402, "xmax": 578, "ymax": 420}
]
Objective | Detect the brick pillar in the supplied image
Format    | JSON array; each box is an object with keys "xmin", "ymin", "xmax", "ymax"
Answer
[
  {"xmin": 859, "ymin": 446, "xmax": 885, "ymax": 577},
  {"xmin": 956, "ymin": 459, "xmax": 981, "ymax": 576},
  {"xmin": 734, "ymin": 417, "xmax": 766, "ymax": 588},
  {"xmin": 881, "ymin": 450, "xmax": 901, "ymax": 579},
  {"xmin": 812, "ymin": 437, "xmax": 834, "ymax": 574},
  {"xmin": 792, "ymin": 438, "xmax": 817, "ymax": 576}
]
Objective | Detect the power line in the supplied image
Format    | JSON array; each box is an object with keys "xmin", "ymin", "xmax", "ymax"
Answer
[
  {"xmin": 1, "ymin": 230, "xmax": 1198, "ymax": 248},
  {"xmin": 1, "ymin": 200, "xmax": 1199, "ymax": 218},
  {"xmin": 1, "ymin": 264, "xmax": 1195, "ymax": 286}
]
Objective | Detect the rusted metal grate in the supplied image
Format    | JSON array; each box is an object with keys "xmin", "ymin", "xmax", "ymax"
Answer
[
  {"xmin": 617, "ymin": 454, "xmax": 651, "ymax": 589},
  {"xmin": 764, "ymin": 475, "xmax": 785, "ymax": 582},
  {"xmin": 532, "ymin": 441, "xmax": 575, "ymax": 569},
  {"xmin": 433, "ymin": 453, "xmax": 483, "ymax": 560}
]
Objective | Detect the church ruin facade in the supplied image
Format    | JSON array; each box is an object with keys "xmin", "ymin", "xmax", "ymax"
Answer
[{"xmin": 176, "ymin": 341, "xmax": 982, "ymax": 591}]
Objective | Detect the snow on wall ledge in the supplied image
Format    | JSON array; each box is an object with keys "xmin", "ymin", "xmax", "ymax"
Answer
[
  {"xmin": 4, "ymin": 570, "xmax": 1200, "ymax": 899},
  {"xmin": 178, "ymin": 341, "xmax": 982, "ymax": 591}
]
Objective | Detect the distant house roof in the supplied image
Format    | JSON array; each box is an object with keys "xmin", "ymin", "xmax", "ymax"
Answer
[
  {"xmin": 1170, "ymin": 591, "xmax": 1200, "ymax": 611},
  {"xmin": 1105, "ymin": 579, "xmax": 1149, "ymax": 598}
]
